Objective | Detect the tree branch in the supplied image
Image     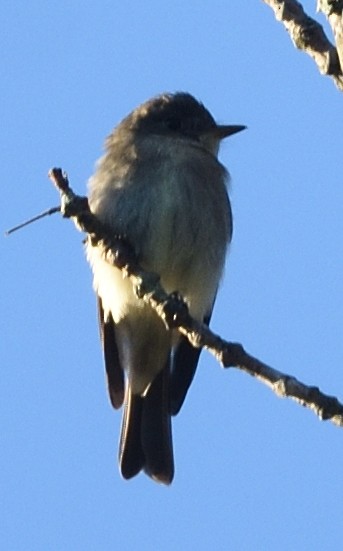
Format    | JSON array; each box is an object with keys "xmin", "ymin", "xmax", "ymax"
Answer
[
  {"xmin": 48, "ymin": 167, "xmax": 343, "ymax": 428},
  {"xmin": 262, "ymin": 0, "xmax": 343, "ymax": 91},
  {"xmin": 317, "ymin": 0, "xmax": 343, "ymax": 72}
]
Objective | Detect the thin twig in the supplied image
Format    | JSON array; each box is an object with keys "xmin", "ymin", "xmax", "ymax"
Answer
[{"xmin": 5, "ymin": 206, "xmax": 61, "ymax": 236}]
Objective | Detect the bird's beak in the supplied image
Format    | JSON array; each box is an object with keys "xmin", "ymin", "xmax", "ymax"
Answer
[
  {"xmin": 212, "ymin": 124, "xmax": 247, "ymax": 140},
  {"xmin": 199, "ymin": 124, "xmax": 246, "ymax": 155}
]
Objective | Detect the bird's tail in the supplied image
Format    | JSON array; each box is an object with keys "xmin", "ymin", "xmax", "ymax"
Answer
[{"xmin": 119, "ymin": 362, "xmax": 174, "ymax": 485}]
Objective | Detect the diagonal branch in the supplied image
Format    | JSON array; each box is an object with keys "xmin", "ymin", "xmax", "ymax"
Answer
[
  {"xmin": 317, "ymin": 0, "xmax": 343, "ymax": 72},
  {"xmin": 262, "ymin": 0, "xmax": 343, "ymax": 91},
  {"xmin": 48, "ymin": 167, "xmax": 343, "ymax": 428}
]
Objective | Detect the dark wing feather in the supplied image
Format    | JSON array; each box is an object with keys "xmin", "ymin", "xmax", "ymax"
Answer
[
  {"xmin": 97, "ymin": 296, "xmax": 125, "ymax": 409},
  {"xmin": 170, "ymin": 312, "xmax": 211, "ymax": 416}
]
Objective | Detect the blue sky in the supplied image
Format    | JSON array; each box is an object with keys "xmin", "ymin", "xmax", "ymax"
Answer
[{"xmin": 2, "ymin": 2, "xmax": 343, "ymax": 550}]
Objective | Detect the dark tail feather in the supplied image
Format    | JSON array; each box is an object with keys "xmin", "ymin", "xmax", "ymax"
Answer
[
  {"xmin": 142, "ymin": 364, "xmax": 174, "ymax": 484},
  {"xmin": 119, "ymin": 389, "xmax": 145, "ymax": 479},
  {"xmin": 119, "ymin": 363, "xmax": 174, "ymax": 485}
]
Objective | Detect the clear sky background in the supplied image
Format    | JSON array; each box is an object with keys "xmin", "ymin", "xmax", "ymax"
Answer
[{"xmin": 2, "ymin": 2, "xmax": 343, "ymax": 550}]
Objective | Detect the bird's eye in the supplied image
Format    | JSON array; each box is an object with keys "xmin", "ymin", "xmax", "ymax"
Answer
[{"xmin": 165, "ymin": 117, "xmax": 182, "ymax": 131}]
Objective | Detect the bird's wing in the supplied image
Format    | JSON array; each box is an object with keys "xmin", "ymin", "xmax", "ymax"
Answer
[
  {"xmin": 97, "ymin": 296, "xmax": 125, "ymax": 409},
  {"xmin": 169, "ymin": 312, "xmax": 211, "ymax": 416}
]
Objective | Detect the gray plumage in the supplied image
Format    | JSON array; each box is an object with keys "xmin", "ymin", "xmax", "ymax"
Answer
[{"xmin": 86, "ymin": 92, "xmax": 244, "ymax": 484}]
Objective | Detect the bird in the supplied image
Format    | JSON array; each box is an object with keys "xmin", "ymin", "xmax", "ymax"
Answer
[{"xmin": 86, "ymin": 92, "xmax": 245, "ymax": 484}]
